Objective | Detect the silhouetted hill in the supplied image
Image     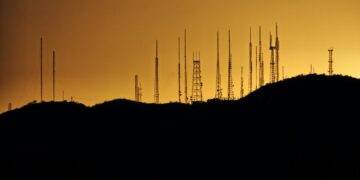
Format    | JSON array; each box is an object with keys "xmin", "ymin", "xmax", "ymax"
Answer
[{"xmin": 1, "ymin": 74, "xmax": 360, "ymax": 179}]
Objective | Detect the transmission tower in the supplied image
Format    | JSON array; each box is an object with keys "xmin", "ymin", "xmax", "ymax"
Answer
[
  {"xmin": 139, "ymin": 83, "xmax": 142, "ymax": 102},
  {"xmin": 328, "ymin": 48, "xmax": 333, "ymax": 76},
  {"xmin": 275, "ymin": 23, "xmax": 280, "ymax": 82},
  {"xmin": 227, "ymin": 30, "xmax": 234, "ymax": 100},
  {"xmin": 215, "ymin": 31, "xmax": 222, "ymax": 99},
  {"xmin": 135, "ymin": 74, "xmax": 140, "ymax": 102},
  {"xmin": 255, "ymin": 45, "xmax": 258, "ymax": 90},
  {"xmin": 249, "ymin": 27, "xmax": 253, "ymax": 94},
  {"xmin": 154, "ymin": 40, "xmax": 159, "ymax": 103},
  {"xmin": 184, "ymin": 29, "xmax": 188, "ymax": 103},
  {"xmin": 178, "ymin": 37, "xmax": 182, "ymax": 102},
  {"xmin": 40, "ymin": 37, "xmax": 43, "ymax": 102},
  {"xmin": 240, "ymin": 66, "xmax": 244, "ymax": 98},
  {"xmin": 259, "ymin": 26, "xmax": 264, "ymax": 87},
  {"xmin": 270, "ymin": 32, "xmax": 276, "ymax": 83},
  {"xmin": 52, "ymin": 50, "xmax": 56, "ymax": 101},
  {"xmin": 191, "ymin": 52, "xmax": 203, "ymax": 102}
]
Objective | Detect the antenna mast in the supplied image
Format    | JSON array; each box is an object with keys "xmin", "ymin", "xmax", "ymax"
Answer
[
  {"xmin": 328, "ymin": 48, "xmax": 334, "ymax": 75},
  {"xmin": 227, "ymin": 30, "xmax": 234, "ymax": 100},
  {"xmin": 240, "ymin": 66, "xmax": 244, "ymax": 98},
  {"xmin": 178, "ymin": 37, "xmax": 182, "ymax": 102},
  {"xmin": 184, "ymin": 30, "xmax": 188, "ymax": 103},
  {"xmin": 154, "ymin": 40, "xmax": 159, "ymax": 103},
  {"xmin": 275, "ymin": 23, "xmax": 280, "ymax": 82},
  {"xmin": 40, "ymin": 37, "xmax": 43, "ymax": 102},
  {"xmin": 191, "ymin": 52, "xmax": 203, "ymax": 102},
  {"xmin": 259, "ymin": 26, "xmax": 264, "ymax": 87},
  {"xmin": 249, "ymin": 27, "xmax": 253, "ymax": 94},
  {"xmin": 255, "ymin": 45, "xmax": 258, "ymax": 89},
  {"xmin": 52, "ymin": 50, "xmax": 56, "ymax": 101},
  {"xmin": 270, "ymin": 32, "xmax": 276, "ymax": 83},
  {"xmin": 215, "ymin": 31, "xmax": 222, "ymax": 99}
]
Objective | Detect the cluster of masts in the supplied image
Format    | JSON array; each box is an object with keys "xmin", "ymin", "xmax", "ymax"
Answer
[
  {"xmin": 5, "ymin": 24, "xmax": 337, "ymax": 111},
  {"xmin": 133, "ymin": 23, "xmax": 336, "ymax": 104},
  {"xmin": 136, "ymin": 24, "xmax": 284, "ymax": 104}
]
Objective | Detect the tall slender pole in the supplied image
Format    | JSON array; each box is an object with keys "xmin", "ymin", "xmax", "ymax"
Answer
[
  {"xmin": 215, "ymin": 31, "xmax": 222, "ymax": 99},
  {"xmin": 184, "ymin": 29, "xmax": 188, "ymax": 103},
  {"xmin": 255, "ymin": 46, "xmax": 258, "ymax": 89},
  {"xmin": 275, "ymin": 23, "xmax": 280, "ymax": 82},
  {"xmin": 178, "ymin": 37, "xmax": 181, "ymax": 102},
  {"xmin": 40, "ymin": 37, "xmax": 43, "ymax": 102},
  {"xmin": 249, "ymin": 27, "xmax": 253, "ymax": 94},
  {"xmin": 52, "ymin": 50, "xmax": 55, "ymax": 101},
  {"xmin": 227, "ymin": 30, "xmax": 234, "ymax": 100},
  {"xmin": 154, "ymin": 40, "xmax": 159, "ymax": 103}
]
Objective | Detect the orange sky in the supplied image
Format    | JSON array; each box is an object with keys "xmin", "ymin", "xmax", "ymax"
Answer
[{"xmin": 1, "ymin": 0, "xmax": 360, "ymax": 112}]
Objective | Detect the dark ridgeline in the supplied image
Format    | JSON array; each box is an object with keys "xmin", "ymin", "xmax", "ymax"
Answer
[{"xmin": 1, "ymin": 74, "xmax": 360, "ymax": 179}]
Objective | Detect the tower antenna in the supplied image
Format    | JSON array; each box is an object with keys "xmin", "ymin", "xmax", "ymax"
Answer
[
  {"xmin": 227, "ymin": 30, "xmax": 234, "ymax": 100},
  {"xmin": 328, "ymin": 48, "xmax": 334, "ymax": 75},
  {"xmin": 249, "ymin": 27, "xmax": 253, "ymax": 94},
  {"xmin": 40, "ymin": 37, "xmax": 43, "ymax": 102},
  {"xmin": 215, "ymin": 31, "xmax": 222, "ymax": 99},
  {"xmin": 154, "ymin": 40, "xmax": 159, "ymax": 103},
  {"xmin": 275, "ymin": 23, "xmax": 280, "ymax": 82},
  {"xmin": 52, "ymin": 50, "xmax": 56, "ymax": 101},
  {"xmin": 178, "ymin": 37, "xmax": 182, "ymax": 102},
  {"xmin": 184, "ymin": 29, "xmax": 188, "ymax": 103}
]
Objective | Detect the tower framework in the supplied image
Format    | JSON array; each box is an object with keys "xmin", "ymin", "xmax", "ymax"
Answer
[
  {"xmin": 249, "ymin": 28, "xmax": 253, "ymax": 94},
  {"xmin": 215, "ymin": 31, "xmax": 222, "ymax": 99},
  {"xmin": 275, "ymin": 23, "xmax": 280, "ymax": 82},
  {"xmin": 178, "ymin": 37, "xmax": 182, "ymax": 102},
  {"xmin": 270, "ymin": 33, "xmax": 276, "ymax": 83},
  {"xmin": 328, "ymin": 48, "xmax": 333, "ymax": 76},
  {"xmin": 184, "ymin": 30, "xmax": 188, "ymax": 103},
  {"xmin": 227, "ymin": 30, "xmax": 234, "ymax": 100},
  {"xmin": 135, "ymin": 74, "xmax": 140, "ymax": 102},
  {"xmin": 191, "ymin": 52, "xmax": 203, "ymax": 102},
  {"xmin": 240, "ymin": 66, "xmax": 244, "ymax": 98},
  {"xmin": 258, "ymin": 27, "xmax": 264, "ymax": 87},
  {"xmin": 52, "ymin": 50, "xmax": 56, "ymax": 101},
  {"xmin": 154, "ymin": 40, "xmax": 159, "ymax": 103},
  {"xmin": 40, "ymin": 37, "xmax": 43, "ymax": 102}
]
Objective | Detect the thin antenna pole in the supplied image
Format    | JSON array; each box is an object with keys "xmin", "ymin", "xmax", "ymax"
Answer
[
  {"xmin": 154, "ymin": 40, "xmax": 159, "ymax": 103},
  {"xmin": 240, "ymin": 66, "xmax": 244, "ymax": 98},
  {"xmin": 52, "ymin": 50, "xmax": 55, "ymax": 101},
  {"xmin": 259, "ymin": 26, "xmax": 264, "ymax": 87},
  {"xmin": 228, "ymin": 30, "xmax": 234, "ymax": 100},
  {"xmin": 275, "ymin": 23, "xmax": 280, "ymax": 82},
  {"xmin": 255, "ymin": 45, "xmax": 258, "ymax": 89},
  {"xmin": 215, "ymin": 31, "xmax": 222, "ymax": 99},
  {"xmin": 178, "ymin": 37, "xmax": 181, "ymax": 102},
  {"xmin": 328, "ymin": 48, "xmax": 334, "ymax": 75},
  {"xmin": 135, "ymin": 74, "xmax": 139, "ymax": 101},
  {"xmin": 40, "ymin": 37, "xmax": 43, "ymax": 102},
  {"xmin": 184, "ymin": 29, "xmax": 188, "ymax": 103},
  {"xmin": 249, "ymin": 27, "xmax": 253, "ymax": 94}
]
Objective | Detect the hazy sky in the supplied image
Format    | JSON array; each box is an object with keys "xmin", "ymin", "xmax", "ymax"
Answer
[{"xmin": 1, "ymin": 0, "xmax": 360, "ymax": 112}]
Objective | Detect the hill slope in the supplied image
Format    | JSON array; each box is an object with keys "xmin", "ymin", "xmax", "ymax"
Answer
[{"xmin": 1, "ymin": 74, "xmax": 360, "ymax": 179}]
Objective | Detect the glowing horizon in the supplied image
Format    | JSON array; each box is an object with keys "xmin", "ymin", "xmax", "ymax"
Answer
[{"xmin": 1, "ymin": 0, "xmax": 360, "ymax": 112}]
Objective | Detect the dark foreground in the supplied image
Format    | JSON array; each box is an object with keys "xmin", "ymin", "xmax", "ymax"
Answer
[{"xmin": 1, "ymin": 74, "xmax": 360, "ymax": 179}]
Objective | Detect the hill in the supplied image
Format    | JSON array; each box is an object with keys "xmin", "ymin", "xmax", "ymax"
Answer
[{"xmin": 1, "ymin": 74, "xmax": 360, "ymax": 179}]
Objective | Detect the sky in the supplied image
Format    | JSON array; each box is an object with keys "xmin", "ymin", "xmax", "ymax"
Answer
[{"xmin": 1, "ymin": 0, "xmax": 360, "ymax": 112}]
